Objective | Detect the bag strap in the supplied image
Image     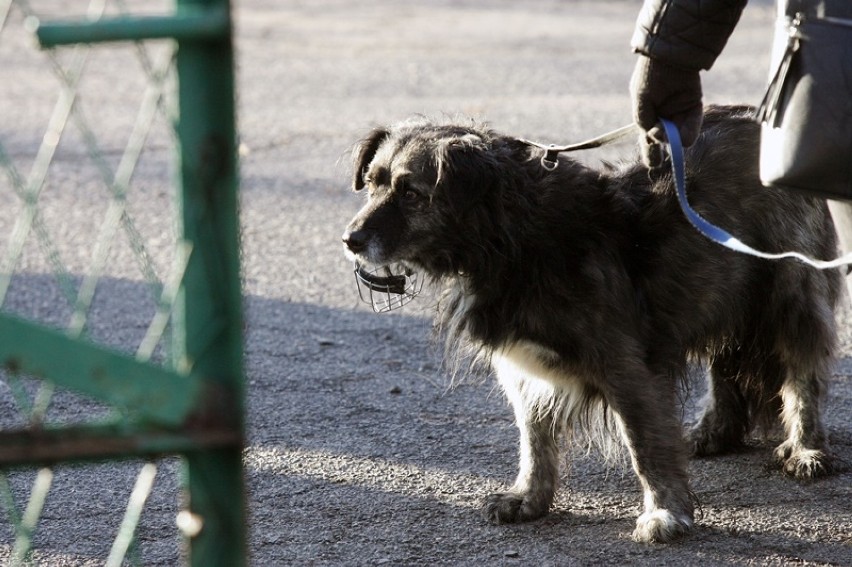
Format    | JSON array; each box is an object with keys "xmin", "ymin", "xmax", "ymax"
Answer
[
  {"xmin": 756, "ymin": 14, "xmax": 804, "ymax": 126},
  {"xmin": 757, "ymin": 12, "xmax": 852, "ymax": 126},
  {"xmin": 661, "ymin": 118, "xmax": 852, "ymax": 269}
]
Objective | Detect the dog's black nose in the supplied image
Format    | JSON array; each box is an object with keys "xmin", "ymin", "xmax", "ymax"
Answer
[{"xmin": 342, "ymin": 229, "xmax": 368, "ymax": 253}]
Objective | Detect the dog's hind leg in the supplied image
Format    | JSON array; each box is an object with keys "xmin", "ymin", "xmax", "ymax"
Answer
[
  {"xmin": 771, "ymin": 282, "xmax": 836, "ymax": 480},
  {"xmin": 688, "ymin": 349, "xmax": 751, "ymax": 456},
  {"xmin": 482, "ymin": 375, "xmax": 561, "ymax": 524},
  {"xmin": 774, "ymin": 363, "xmax": 832, "ymax": 479},
  {"xmin": 605, "ymin": 369, "xmax": 694, "ymax": 543}
]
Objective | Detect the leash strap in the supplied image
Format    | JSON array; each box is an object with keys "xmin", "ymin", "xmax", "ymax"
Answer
[
  {"xmin": 520, "ymin": 123, "xmax": 640, "ymax": 170},
  {"xmin": 660, "ymin": 117, "xmax": 852, "ymax": 270}
]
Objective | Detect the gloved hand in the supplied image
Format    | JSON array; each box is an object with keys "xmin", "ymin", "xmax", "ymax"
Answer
[{"xmin": 630, "ymin": 55, "xmax": 704, "ymax": 172}]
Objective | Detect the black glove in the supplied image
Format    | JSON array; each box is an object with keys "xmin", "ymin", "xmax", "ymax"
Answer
[{"xmin": 630, "ymin": 55, "xmax": 704, "ymax": 171}]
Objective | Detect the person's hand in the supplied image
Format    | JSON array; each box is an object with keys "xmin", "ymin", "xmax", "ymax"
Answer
[{"xmin": 630, "ymin": 55, "xmax": 704, "ymax": 171}]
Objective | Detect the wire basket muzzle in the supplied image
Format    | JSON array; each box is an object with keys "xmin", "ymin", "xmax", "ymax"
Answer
[{"xmin": 354, "ymin": 263, "xmax": 424, "ymax": 313}]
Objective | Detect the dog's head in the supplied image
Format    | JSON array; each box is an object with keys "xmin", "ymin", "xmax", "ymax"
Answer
[{"xmin": 342, "ymin": 119, "xmax": 515, "ymax": 277}]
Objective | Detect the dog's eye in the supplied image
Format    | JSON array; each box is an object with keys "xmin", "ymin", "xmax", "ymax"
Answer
[{"xmin": 402, "ymin": 189, "xmax": 422, "ymax": 203}]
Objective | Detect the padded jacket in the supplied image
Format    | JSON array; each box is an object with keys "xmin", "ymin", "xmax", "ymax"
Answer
[{"xmin": 631, "ymin": 0, "xmax": 748, "ymax": 71}]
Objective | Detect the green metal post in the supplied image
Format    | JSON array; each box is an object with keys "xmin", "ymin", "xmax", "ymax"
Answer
[{"xmin": 172, "ymin": 0, "xmax": 245, "ymax": 565}]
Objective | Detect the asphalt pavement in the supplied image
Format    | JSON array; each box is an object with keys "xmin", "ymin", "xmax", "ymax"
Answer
[{"xmin": 1, "ymin": 1, "xmax": 850, "ymax": 565}]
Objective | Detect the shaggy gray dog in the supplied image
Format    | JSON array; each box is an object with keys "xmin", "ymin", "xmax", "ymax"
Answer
[{"xmin": 342, "ymin": 106, "xmax": 840, "ymax": 542}]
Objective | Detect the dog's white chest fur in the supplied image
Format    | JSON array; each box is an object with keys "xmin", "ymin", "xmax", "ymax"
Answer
[
  {"xmin": 493, "ymin": 341, "xmax": 563, "ymax": 382},
  {"xmin": 492, "ymin": 340, "xmax": 586, "ymax": 420}
]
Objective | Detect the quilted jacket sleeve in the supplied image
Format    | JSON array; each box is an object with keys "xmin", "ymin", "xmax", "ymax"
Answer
[{"xmin": 631, "ymin": 0, "xmax": 749, "ymax": 71}]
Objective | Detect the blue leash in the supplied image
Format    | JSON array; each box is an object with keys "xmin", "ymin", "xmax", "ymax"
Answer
[{"xmin": 660, "ymin": 118, "xmax": 852, "ymax": 270}]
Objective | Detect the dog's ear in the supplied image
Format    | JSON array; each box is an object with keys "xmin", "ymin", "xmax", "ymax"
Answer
[
  {"xmin": 435, "ymin": 135, "xmax": 499, "ymax": 213},
  {"xmin": 352, "ymin": 127, "xmax": 390, "ymax": 191}
]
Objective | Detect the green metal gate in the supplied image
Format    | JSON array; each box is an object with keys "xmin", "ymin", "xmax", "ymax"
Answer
[{"xmin": 0, "ymin": 1, "xmax": 245, "ymax": 564}]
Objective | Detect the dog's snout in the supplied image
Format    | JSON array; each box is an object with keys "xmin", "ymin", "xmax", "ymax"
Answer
[{"xmin": 342, "ymin": 229, "xmax": 369, "ymax": 253}]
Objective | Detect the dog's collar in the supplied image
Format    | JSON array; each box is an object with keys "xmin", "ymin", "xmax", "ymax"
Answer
[{"xmin": 519, "ymin": 123, "xmax": 640, "ymax": 171}]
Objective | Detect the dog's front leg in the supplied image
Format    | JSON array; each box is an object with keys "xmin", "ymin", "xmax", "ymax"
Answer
[
  {"xmin": 606, "ymin": 371, "xmax": 694, "ymax": 543},
  {"xmin": 483, "ymin": 375, "xmax": 560, "ymax": 524}
]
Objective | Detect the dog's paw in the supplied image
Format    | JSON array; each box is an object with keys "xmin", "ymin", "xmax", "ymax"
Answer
[
  {"xmin": 481, "ymin": 491, "xmax": 549, "ymax": 525},
  {"xmin": 774, "ymin": 442, "xmax": 833, "ymax": 480},
  {"xmin": 688, "ymin": 428, "xmax": 729, "ymax": 457},
  {"xmin": 632, "ymin": 509, "xmax": 693, "ymax": 543},
  {"xmin": 686, "ymin": 419, "xmax": 744, "ymax": 457}
]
